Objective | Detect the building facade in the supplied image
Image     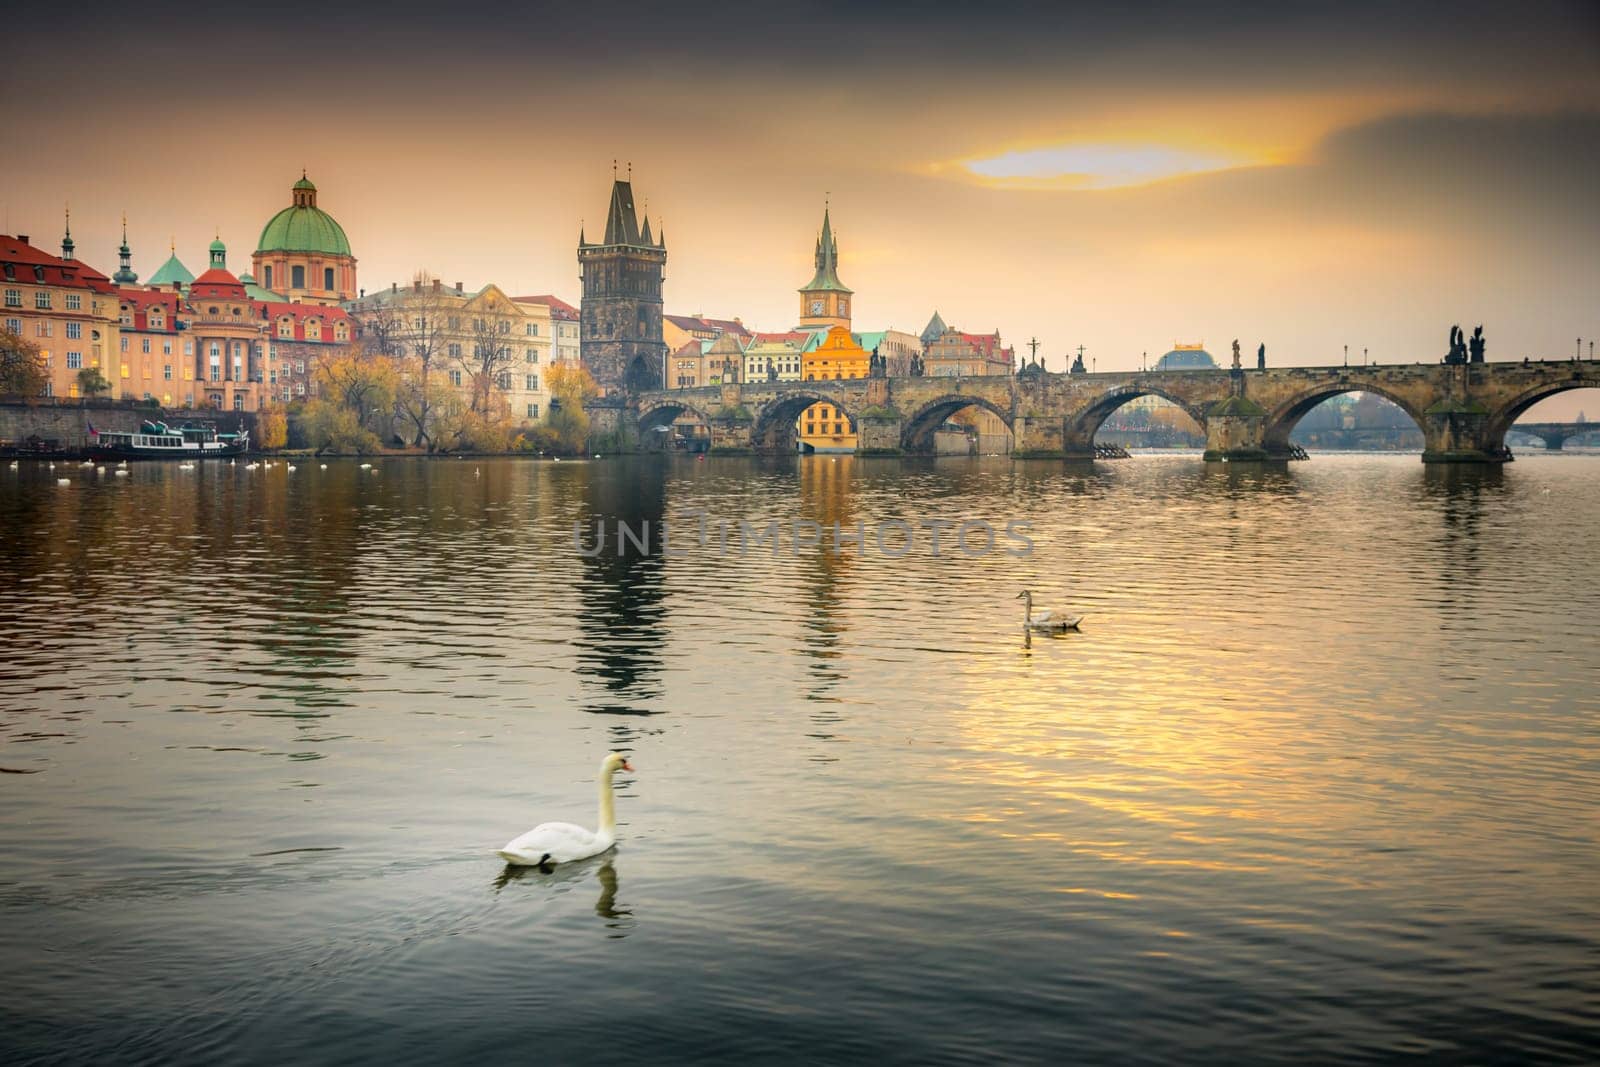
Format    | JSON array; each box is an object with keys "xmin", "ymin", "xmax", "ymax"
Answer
[
  {"xmin": 579, "ymin": 179, "xmax": 666, "ymax": 394},
  {"xmin": 1, "ymin": 232, "xmax": 122, "ymax": 399},
  {"xmin": 346, "ymin": 278, "xmax": 554, "ymax": 424},
  {"xmin": 744, "ymin": 331, "xmax": 808, "ymax": 382}
]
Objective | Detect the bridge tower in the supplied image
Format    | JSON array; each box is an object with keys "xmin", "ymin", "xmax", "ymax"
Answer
[{"xmin": 579, "ymin": 176, "xmax": 667, "ymax": 394}]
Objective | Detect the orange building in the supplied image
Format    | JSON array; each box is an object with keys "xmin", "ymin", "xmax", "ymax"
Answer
[
  {"xmin": 800, "ymin": 325, "xmax": 868, "ymax": 452},
  {"xmin": 1, "ymin": 230, "xmax": 122, "ymax": 399}
]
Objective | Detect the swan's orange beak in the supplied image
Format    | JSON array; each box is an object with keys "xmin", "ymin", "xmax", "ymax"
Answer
[{"xmin": 621, "ymin": 759, "xmax": 635, "ymax": 772}]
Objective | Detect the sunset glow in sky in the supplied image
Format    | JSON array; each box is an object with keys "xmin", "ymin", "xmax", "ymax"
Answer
[{"xmin": 6, "ymin": 1, "xmax": 1599, "ymax": 414}]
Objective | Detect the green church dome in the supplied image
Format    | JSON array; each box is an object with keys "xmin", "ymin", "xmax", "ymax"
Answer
[{"xmin": 256, "ymin": 175, "xmax": 352, "ymax": 257}]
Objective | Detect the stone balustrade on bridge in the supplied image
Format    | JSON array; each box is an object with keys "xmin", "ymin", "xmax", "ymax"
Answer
[{"xmin": 589, "ymin": 360, "xmax": 1600, "ymax": 463}]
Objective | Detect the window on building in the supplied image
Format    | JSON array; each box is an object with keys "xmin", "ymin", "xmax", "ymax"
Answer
[
  {"xmin": 162, "ymin": 340, "xmax": 172, "ymax": 356},
  {"xmin": 66, "ymin": 352, "xmax": 82, "ymax": 369},
  {"xmin": 120, "ymin": 336, "xmax": 129, "ymax": 352},
  {"xmin": 527, "ymin": 403, "xmax": 538, "ymax": 418},
  {"xmin": 35, "ymin": 321, "xmax": 52, "ymax": 338},
  {"xmin": 34, "ymin": 291, "xmax": 50, "ymax": 309},
  {"xmin": 447, "ymin": 343, "xmax": 461, "ymax": 359},
  {"xmin": 4, "ymin": 318, "xmax": 19, "ymax": 333},
  {"xmin": 497, "ymin": 371, "xmax": 511, "ymax": 390},
  {"xmin": 164, "ymin": 364, "xmax": 173, "ymax": 380},
  {"xmin": 324, "ymin": 267, "xmax": 334, "ymax": 291},
  {"xmin": 525, "ymin": 374, "xmax": 538, "ymax": 391},
  {"xmin": 3, "ymin": 289, "xmax": 19, "ymax": 308},
  {"xmin": 234, "ymin": 394, "xmax": 243, "ymax": 411},
  {"xmin": 449, "ymin": 369, "xmax": 462, "ymax": 387},
  {"xmin": 279, "ymin": 321, "xmax": 293, "ymax": 338},
  {"xmin": 65, "ymin": 293, "xmax": 81, "ymax": 310},
  {"xmin": 210, "ymin": 365, "xmax": 220, "ymax": 382},
  {"xmin": 448, "ymin": 317, "xmax": 460, "ymax": 331},
  {"xmin": 291, "ymin": 265, "xmax": 306, "ymax": 289},
  {"xmin": 65, "ymin": 322, "xmax": 80, "ymax": 340},
  {"xmin": 263, "ymin": 266, "xmax": 273, "ymax": 290},
  {"xmin": 183, "ymin": 341, "xmax": 193, "ymax": 355},
  {"xmin": 141, "ymin": 338, "xmax": 150, "ymax": 353}
]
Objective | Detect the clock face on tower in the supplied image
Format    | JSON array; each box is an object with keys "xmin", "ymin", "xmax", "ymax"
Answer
[{"xmin": 810, "ymin": 300, "xmax": 824, "ymax": 315}]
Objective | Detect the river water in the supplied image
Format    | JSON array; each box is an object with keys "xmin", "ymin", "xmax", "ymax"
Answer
[{"xmin": 1, "ymin": 453, "xmax": 1597, "ymax": 1065}]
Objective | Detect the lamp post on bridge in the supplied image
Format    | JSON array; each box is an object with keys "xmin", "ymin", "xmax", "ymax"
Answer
[
  {"xmin": 1364, "ymin": 347, "xmax": 1369, "ymax": 367},
  {"xmin": 1344, "ymin": 344, "xmax": 1348, "ymax": 368}
]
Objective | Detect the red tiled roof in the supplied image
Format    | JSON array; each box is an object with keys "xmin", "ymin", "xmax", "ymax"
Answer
[
  {"xmin": 665, "ymin": 314, "xmax": 711, "ymax": 332},
  {"xmin": 752, "ymin": 330, "xmax": 811, "ymax": 344},
  {"xmin": 0, "ymin": 235, "xmax": 118, "ymax": 294},
  {"xmin": 513, "ymin": 294, "xmax": 579, "ymax": 320},
  {"xmin": 117, "ymin": 287, "xmax": 181, "ymax": 332},
  {"xmin": 261, "ymin": 301, "xmax": 351, "ymax": 343},
  {"xmin": 190, "ymin": 268, "xmax": 248, "ymax": 299},
  {"xmin": 703, "ymin": 317, "xmax": 751, "ymax": 337}
]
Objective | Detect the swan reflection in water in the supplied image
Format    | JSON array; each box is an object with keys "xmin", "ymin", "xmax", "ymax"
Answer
[{"xmin": 493, "ymin": 855, "xmax": 635, "ymax": 935}]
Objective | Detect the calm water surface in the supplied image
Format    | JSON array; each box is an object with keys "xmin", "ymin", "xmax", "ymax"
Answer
[{"xmin": 2, "ymin": 454, "xmax": 1597, "ymax": 1065}]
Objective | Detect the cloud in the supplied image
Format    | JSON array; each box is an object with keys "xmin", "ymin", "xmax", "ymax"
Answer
[{"xmin": 958, "ymin": 144, "xmax": 1247, "ymax": 190}]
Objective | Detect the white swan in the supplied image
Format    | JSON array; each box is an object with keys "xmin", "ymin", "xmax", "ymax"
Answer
[
  {"xmin": 498, "ymin": 752, "xmax": 635, "ymax": 868},
  {"xmin": 1018, "ymin": 590, "xmax": 1083, "ymax": 632}
]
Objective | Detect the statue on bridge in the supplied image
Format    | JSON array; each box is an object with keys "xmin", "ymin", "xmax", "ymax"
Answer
[
  {"xmin": 869, "ymin": 346, "xmax": 886, "ymax": 378},
  {"xmin": 1469, "ymin": 325, "xmax": 1486, "ymax": 364},
  {"xmin": 1445, "ymin": 324, "xmax": 1469, "ymax": 365},
  {"xmin": 909, "ymin": 352, "xmax": 925, "ymax": 377},
  {"xmin": 1231, "ymin": 339, "xmax": 1242, "ymax": 370},
  {"xmin": 767, "ymin": 363, "xmax": 778, "ymax": 383},
  {"xmin": 1257, "ymin": 342, "xmax": 1266, "ymax": 370},
  {"xmin": 1070, "ymin": 348, "xmax": 1086, "ymax": 375}
]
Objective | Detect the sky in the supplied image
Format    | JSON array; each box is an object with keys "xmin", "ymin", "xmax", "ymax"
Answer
[{"xmin": 6, "ymin": 0, "xmax": 1599, "ymax": 415}]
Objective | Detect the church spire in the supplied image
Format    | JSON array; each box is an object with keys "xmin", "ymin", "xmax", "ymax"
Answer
[
  {"xmin": 603, "ymin": 177, "xmax": 642, "ymax": 245},
  {"xmin": 112, "ymin": 213, "xmax": 139, "ymax": 284},
  {"xmin": 801, "ymin": 202, "xmax": 850, "ymax": 294},
  {"xmin": 60, "ymin": 205, "xmax": 74, "ymax": 260}
]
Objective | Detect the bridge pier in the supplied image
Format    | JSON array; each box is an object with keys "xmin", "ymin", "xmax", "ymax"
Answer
[
  {"xmin": 856, "ymin": 411, "xmax": 904, "ymax": 456},
  {"xmin": 1013, "ymin": 415, "xmax": 1071, "ymax": 458},
  {"xmin": 586, "ymin": 399, "xmax": 640, "ymax": 452},
  {"xmin": 1202, "ymin": 397, "xmax": 1269, "ymax": 461},
  {"xmin": 1420, "ymin": 402, "xmax": 1506, "ymax": 463}
]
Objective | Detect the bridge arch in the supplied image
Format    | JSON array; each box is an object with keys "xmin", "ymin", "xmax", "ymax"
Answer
[
  {"xmin": 1261, "ymin": 382, "xmax": 1429, "ymax": 456},
  {"xmin": 1065, "ymin": 384, "xmax": 1209, "ymax": 449},
  {"xmin": 751, "ymin": 390, "xmax": 861, "ymax": 454},
  {"xmin": 1483, "ymin": 372, "xmax": 1600, "ymax": 446},
  {"xmin": 901, "ymin": 394, "xmax": 1015, "ymax": 454},
  {"xmin": 637, "ymin": 398, "xmax": 715, "ymax": 451}
]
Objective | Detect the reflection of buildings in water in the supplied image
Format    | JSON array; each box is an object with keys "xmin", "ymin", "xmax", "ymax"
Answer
[
  {"xmin": 1423, "ymin": 464, "xmax": 1503, "ymax": 635},
  {"xmin": 795, "ymin": 457, "xmax": 859, "ymax": 750},
  {"xmin": 575, "ymin": 467, "xmax": 668, "ymax": 715}
]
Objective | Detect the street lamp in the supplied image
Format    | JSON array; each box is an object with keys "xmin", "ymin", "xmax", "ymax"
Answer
[
  {"xmin": 1343, "ymin": 344, "xmax": 1348, "ymax": 367},
  {"xmin": 1364, "ymin": 347, "xmax": 1368, "ymax": 366}
]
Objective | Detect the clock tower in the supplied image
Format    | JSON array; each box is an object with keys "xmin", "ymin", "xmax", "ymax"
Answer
[{"xmin": 797, "ymin": 205, "xmax": 852, "ymax": 330}]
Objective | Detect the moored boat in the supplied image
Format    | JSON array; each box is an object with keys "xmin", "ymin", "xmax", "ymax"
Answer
[{"xmin": 86, "ymin": 420, "xmax": 250, "ymax": 461}]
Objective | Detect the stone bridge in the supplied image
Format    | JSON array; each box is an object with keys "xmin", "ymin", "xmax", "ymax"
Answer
[
  {"xmin": 597, "ymin": 359, "xmax": 1600, "ymax": 463},
  {"xmin": 1504, "ymin": 422, "xmax": 1600, "ymax": 450}
]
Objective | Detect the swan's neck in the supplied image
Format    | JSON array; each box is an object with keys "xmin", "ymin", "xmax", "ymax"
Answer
[{"xmin": 597, "ymin": 771, "xmax": 616, "ymax": 835}]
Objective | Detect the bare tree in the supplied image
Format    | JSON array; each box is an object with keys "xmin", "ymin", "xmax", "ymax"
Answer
[
  {"xmin": 464, "ymin": 298, "xmax": 517, "ymax": 416},
  {"xmin": 350, "ymin": 272, "xmax": 455, "ymax": 448}
]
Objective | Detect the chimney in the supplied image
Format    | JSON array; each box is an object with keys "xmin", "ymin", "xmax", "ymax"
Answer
[
  {"xmin": 16, "ymin": 234, "xmax": 28, "ymax": 245},
  {"xmin": 412, "ymin": 279, "xmax": 421, "ymax": 293},
  {"xmin": 432, "ymin": 279, "xmax": 441, "ymax": 292},
  {"xmin": 391, "ymin": 282, "xmax": 397, "ymax": 293},
  {"xmin": 455, "ymin": 281, "xmax": 463, "ymax": 293},
  {"xmin": 359, "ymin": 288, "xmax": 365, "ymax": 298}
]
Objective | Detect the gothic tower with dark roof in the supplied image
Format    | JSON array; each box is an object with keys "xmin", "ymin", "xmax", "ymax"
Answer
[{"xmin": 578, "ymin": 178, "xmax": 667, "ymax": 393}]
